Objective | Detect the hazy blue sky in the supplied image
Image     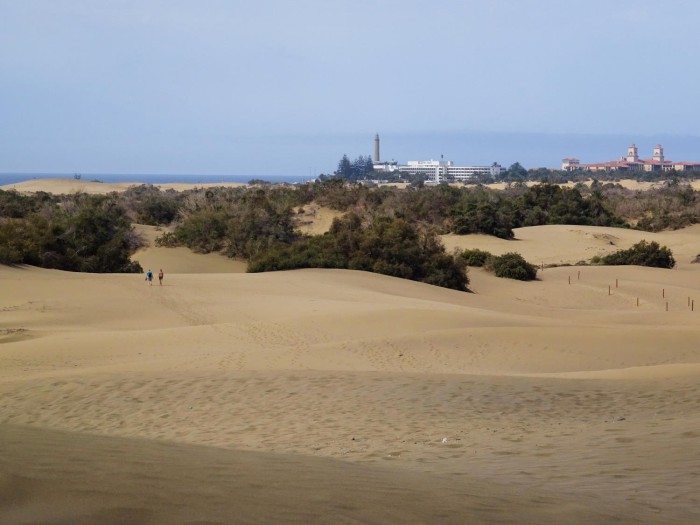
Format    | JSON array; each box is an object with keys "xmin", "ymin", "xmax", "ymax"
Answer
[{"xmin": 2, "ymin": 0, "xmax": 700, "ymax": 176}]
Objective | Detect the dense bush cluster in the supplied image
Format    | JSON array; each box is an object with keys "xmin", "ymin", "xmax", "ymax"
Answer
[
  {"xmin": 459, "ymin": 248, "xmax": 492, "ymax": 267},
  {"xmin": 249, "ymin": 213, "xmax": 469, "ymax": 291},
  {"xmin": 451, "ymin": 188, "xmax": 516, "ymax": 238},
  {"xmin": 156, "ymin": 186, "xmax": 302, "ymax": 259},
  {"xmin": 459, "ymin": 248, "xmax": 538, "ymax": 281},
  {"xmin": 0, "ymin": 190, "xmax": 142, "ymax": 272},
  {"xmin": 294, "ymin": 181, "xmax": 625, "ymax": 239},
  {"xmin": 514, "ymin": 183, "xmax": 624, "ymax": 228},
  {"xmin": 0, "ymin": 190, "xmax": 53, "ymax": 218},
  {"xmin": 119, "ymin": 185, "xmax": 182, "ymax": 225},
  {"xmin": 599, "ymin": 241, "xmax": 676, "ymax": 269},
  {"xmin": 599, "ymin": 181, "xmax": 700, "ymax": 232},
  {"xmin": 448, "ymin": 183, "xmax": 625, "ymax": 238},
  {"xmin": 485, "ymin": 252, "xmax": 539, "ymax": 281}
]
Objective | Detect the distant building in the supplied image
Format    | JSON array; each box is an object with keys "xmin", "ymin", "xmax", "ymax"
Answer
[
  {"xmin": 399, "ymin": 160, "xmax": 451, "ymax": 182},
  {"xmin": 399, "ymin": 160, "xmax": 505, "ymax": 183},
  {"xmin": 562, "ymin": 144, "xmax": 700, "ymax": 173},
  {"xmin": 371, "ymin": 134, "xmax": 506, "ymax": 181}
]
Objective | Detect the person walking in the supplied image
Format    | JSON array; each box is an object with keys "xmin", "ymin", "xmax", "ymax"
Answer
[
  {"xmin": 146, "ymin": 269, "xmax": 153, "ymax": 286},
  {"xmin": 158, "ymin": 269, "xmax": 164, "ymax": 286}
]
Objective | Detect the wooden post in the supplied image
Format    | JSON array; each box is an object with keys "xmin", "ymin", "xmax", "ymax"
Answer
[
  {"xmin": 637, "ymin": 297, "xmax": 639, "ymax": 307},
  {"xmin": 568, "ymin": 276, "xmax": 571, "ymax": 285},
  {"xmin": 615, "ymin": 278, "xmax": 618, "ymax": 288},
  {"xmin": 608, "ymin": 285, "xmax": 611, "ymax": 295},
  {"xmin": 666, "ymin": 302, "xmax": 669, "ymax": 312},
  {"xmin": 663, "ymin": 288, "xmax": 665, "ymax": 298},
  {"xmin": 577, "ymin": 270, "xmax": 581, "ymax": 280}
]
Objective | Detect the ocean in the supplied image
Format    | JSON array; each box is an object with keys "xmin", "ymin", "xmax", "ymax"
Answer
[{"xmin": 0, "ymin": 173, "xmax": 313, "ymax": 186}]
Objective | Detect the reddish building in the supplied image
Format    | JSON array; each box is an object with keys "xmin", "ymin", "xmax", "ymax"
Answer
[{"xmin": 562, "ymin": 144, "xmax": 700, "ymax": 173}]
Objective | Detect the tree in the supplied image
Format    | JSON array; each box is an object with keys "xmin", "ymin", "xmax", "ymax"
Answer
[
  {"xmin": 505, "ymin": 162, "xmax": 528, "ymax": 181},
  {"xmin": 336, "ymin": 155, "xmax": 352, "ymax": 179},
  {"xmin": 334, "ymin": 154, "xmax": 378, "ymax": 181}
]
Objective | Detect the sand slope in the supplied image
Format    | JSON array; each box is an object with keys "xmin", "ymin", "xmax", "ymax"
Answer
[
  {"xmin": 2, "ymin": 424, "xmax": 646, "ymax": 525},
  {"xmin": 1, "ymin": 218, "xmax": 700, "ymax": 523},
  {"xmin": 442, "ymin": 223, "xmax": 700, "ymax": 266}
]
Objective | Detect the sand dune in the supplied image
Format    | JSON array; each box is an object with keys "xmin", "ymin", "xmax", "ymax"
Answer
[
  {"xmin": 132, "ymin": 224, "xmax": 247, "ymax": 274},
  {"xmin": 443, "ymin": 223, "xmax": 700, "ymax": 266},
  {"xmin": 2, "ymin": 424, "xmax": 648, "ymax": 525},
  {"xmin": 1, "ymin": 177, "xmax": 246, "ymax": 195},
  {"xmin": 1, "ymin": 184, "xmax": 700, "ymax": 523}
]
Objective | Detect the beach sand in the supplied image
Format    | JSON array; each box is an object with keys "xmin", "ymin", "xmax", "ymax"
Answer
[{"xmin": 1, "ymin": 181, "xmax": 699, "ymax": 524}]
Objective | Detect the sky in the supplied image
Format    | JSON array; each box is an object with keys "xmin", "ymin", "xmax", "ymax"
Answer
[{"xmin": 2, "ymin": 0, "xmax": 700, "ymax": 177}]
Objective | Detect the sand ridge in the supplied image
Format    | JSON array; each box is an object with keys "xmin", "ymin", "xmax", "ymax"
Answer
[{"xmin": 0, "ymin": 177, "xmax": 247, "ymax": 194}]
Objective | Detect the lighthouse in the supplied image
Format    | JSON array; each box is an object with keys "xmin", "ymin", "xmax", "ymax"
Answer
[{"xmin": 374, "ymin": 133, "xmax": 380, "ymax": 163}]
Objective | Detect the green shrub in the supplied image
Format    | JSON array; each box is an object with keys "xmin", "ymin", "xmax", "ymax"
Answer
[
  {"xmin": 136, "ymin": 194, "xmax": 181, "ymax": 225},
  {"xmin": 460, "ymin": 248, "xmax": 493, "ymax": 267},
  {"xmin": 165, "ymin": 186, "xmax": 299, "ymax": 258},
  {"xmin": 155, "ymin": 231, "xmax": 179, "ymax": 247},
  {"xmin": 0, "ymin": 189, "xmax": 51, "ymax": 218},
  {"xmin": 119, "ymin": 185, "xmax": 182, "ymax": 226},
  {"xmin": 249, "ymin": 214, "xmax": 469, "ymax": 291},
  {"xmin": 450, "ymin": 188, "xmax": 516, "ymax": 239},
  {"xmin": 248, "ymin": 235, "xmax": 345, "ymax": 272},
  {"xmin": 601, "ymin": 241, "xmax": 675, "ymax": 268},
  {"xmin": 513, "ymin": 183, "xmax": 625, "ymax": 228},
  {"xmin": 0, "ymin": 194, "xmax": 142, "ymax": 273},
  {"xmin": 170, "ymin": 209, "xmax": 229, "ymax": 253},
  {"xmin": 486, "ymin": 252, "xmax": 538, "ymax": 280}
]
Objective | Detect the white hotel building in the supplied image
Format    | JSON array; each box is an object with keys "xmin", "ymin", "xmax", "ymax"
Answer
[
  {"xmin": 371, "ymin": 134, "xmax": 505, "ymax": 183},
  {"xmin": 399, "ymin": 159, "xmax": 506, "ymax": 183}
]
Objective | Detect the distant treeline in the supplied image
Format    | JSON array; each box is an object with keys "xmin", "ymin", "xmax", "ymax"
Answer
[{"xmin": 1, "ymin": 179, "xmax": 694, "ymax": 285}]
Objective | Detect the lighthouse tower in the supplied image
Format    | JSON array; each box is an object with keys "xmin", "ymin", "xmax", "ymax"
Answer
[{"xmin": 374, "ymin": 133, "xmax": 380, "ymax": 163}]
